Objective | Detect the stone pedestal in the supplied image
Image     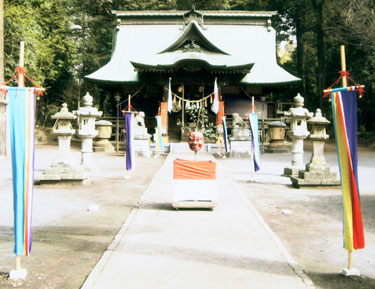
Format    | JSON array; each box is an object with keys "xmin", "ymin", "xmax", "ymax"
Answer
[
  {"xmin": 94, "ymin": 120, "xmax": 114, "ymax": 152},
  {"xmin": 229, "ymin": 138, "xmax": 251, "ymax": 158},
  {"xmin": 229, "ymin": 113, "xmax": 251, "ymax": 158},
  {"xmin": 133, "ymin": 111, "xmax": 151, "ymax": 157},
  {"xmin": 290, "ymin": 109, "xmax": 340, "ymax": 187},
  {"xmin": 290, "ymin": 164, "xmax": 340, "ymax": 188}
]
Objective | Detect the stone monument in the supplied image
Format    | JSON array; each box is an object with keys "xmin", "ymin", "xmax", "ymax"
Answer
[
  {"xmin": 75, "ymin": 92, "xmax": 102, "ymax": 169},
  {"xmin": 37, "ymin": 103, "xmax": 87, "ymax": 182},
  {"xmin": 133, "ymin": 111, "xmax": 151, "ymax": 157},
  {"xmin": 229, "ymin": 113, "xmax": 251, "ymax": 157},
  {"xmin": 283, "ymin": 93, "xmax": 313, "ymax": 176},
  {"xmin": 290, "ymin": 109, "xmax": 340, "ymax": 187}
]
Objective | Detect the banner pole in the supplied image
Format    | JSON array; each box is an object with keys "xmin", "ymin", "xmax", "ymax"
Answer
[
  {"xmin": 18, "ymin": 41, "xmax": 24, "ymax": 87},
  {"xmin": 340, "ymin": 45, "xmax": 348, "ymax": 87}
]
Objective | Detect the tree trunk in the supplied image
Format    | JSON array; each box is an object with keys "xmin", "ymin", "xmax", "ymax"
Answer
[
  {"xmin": 311, "ymin": 0, "xmax": 326, "ymax": 108},
  {"xmin": 0, "ymin": 0, "xmax": 4, "ymax": 83}
]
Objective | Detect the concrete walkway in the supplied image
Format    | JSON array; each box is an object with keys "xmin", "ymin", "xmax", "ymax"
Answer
[{"xmin": 81, "ymin": 152, "xmax": 314, "ymax": 289}]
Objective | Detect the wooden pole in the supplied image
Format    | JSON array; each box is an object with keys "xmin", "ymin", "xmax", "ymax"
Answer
[
  {"xmin": 340, "ymin": 45, "xmax": 348, "ymax": 87},
  {"xmin": 128, "ymin": 94, "xmax": 131, "ymax": 112},
  {"xmin": 18, "ymin": 41, "xmax": 25, "ymax": 87},
  {"xmin": 15, "ymin": 256, "xmax": 21, "ymax": 270}
]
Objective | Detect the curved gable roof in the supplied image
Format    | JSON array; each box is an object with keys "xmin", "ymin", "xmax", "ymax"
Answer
[
  {"xmin": 159, "ymin": 20, "xmax": 228, "ymax": 55},
  {"xmin": 85, "ymin": 10, "xmax": 300, "ymax": 85}
]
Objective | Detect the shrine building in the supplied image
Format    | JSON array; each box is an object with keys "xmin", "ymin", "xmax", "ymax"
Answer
[{"xmin": 85, "ymin": 9, "xmax": 300, "ymax": 141}]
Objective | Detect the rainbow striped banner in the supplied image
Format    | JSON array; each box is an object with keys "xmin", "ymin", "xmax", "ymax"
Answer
[
  {"xmin": 155, "ymin": 116, "xmax": 164, "ymax": 153},
  {"xmin": 125, "ymin": 112, "xmax": 134, "ymax": 171},
  {"xmin": 248, "ymin": 113, "xmax": 260, "ymax": 171},
  {"xmin": 331, "ymin": 89, "xmax": 364, "ymax": 251},
  {"xmin": 7, "ymin": 87, "xmax": 36, "ymax": 256},
  {"xmin": 222, "ymin": 116, "xmax": 229, "ymax": 153}
]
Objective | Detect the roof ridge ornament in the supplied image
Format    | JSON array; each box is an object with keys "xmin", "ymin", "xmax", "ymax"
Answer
[
  {"xmin": 183, "ymin": 9, "xmax": 204, "ymax": 28},
  {"xmin": 183, "ymin": 40, "xmax": 201, "ymax": 53}
]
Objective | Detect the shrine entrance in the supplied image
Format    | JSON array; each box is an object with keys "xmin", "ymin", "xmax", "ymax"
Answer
[{"xmin": 167, "ymin": 82, "xmax": 217, "ymax": 142}]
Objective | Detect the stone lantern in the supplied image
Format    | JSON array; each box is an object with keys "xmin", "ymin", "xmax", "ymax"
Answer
[
  {"xmin": 307, "ymin": 109, "xmax": 330, "ymax": 168},
  {"xmin": 36, "ymin": 103, "xmax": 86, "ymax": 182},
  {"xmin": 283, "ymin": 93, "xmax": 313, "ymax": 176},
  {"xmin": 290, "ymin": 109, "xmax": 340, "ymax": 187},
  {"xmin": 75, "ymin": 92, "xmax": 103, "ymax": 169},
  {"xmin": 52, "ymin": 103, "xmax": 76, "ymax": 157}
]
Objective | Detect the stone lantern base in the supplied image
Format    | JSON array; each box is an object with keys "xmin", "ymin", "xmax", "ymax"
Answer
[
  {"xmin": 36, "ymin": 160, "xmax": 88, "ymax": 183},
  {"xmin": 290, "ymin": 164, "xmax": 340, "ymax": 188}
]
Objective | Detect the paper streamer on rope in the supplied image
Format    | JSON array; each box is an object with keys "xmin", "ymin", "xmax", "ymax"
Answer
[
  {"xmin": 248, "ymin": 113, "xmax": 260, "ymax": 171},
  {"xmin": 212, "ymin": 78, "xmax": 219, "ymax": 114},
  {"xmin": 222, "ymin": 116, "xmax": 229, "ymax": 153},
  {"xmin": 7, "ymin": 87, "xmax": 36, "ymax": 256},
  {"xmin": 125, "ymin": 112, "xmax": 134, "ymax": 170},
  {"xmin": 331, "ymin": 89, "xmax": 364, "ymax": 251},
  {"xmin": 168, "ymin": 78, "xmax": 172, "ymax": 113},
  {"xmin": 156, "ymin": 116, "xmax": 164, "ymax": 153}
]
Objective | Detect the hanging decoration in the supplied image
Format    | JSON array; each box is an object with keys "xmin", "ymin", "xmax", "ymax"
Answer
[
  {"xmin": 222, "ymin": 116, "xmax": 230, "ymax": 154},
  {"xmin": 323, "ymin": 45, "xmax": 364, "ymax": 276},
  {"xmin": 155, "ymin": 115, "xmax": 164, "ymax": 154},
  {"xmin": 212, "ymin": 77, "xmax": 219, "ymax": 114},
  {"xmin": 0, "ymin": 41, "xmax": 45, "ymax": 279},
  {"xmin": 248, "ymin": 112, "xmax": 260, "ymax": 171},
  {"xmin": 168, "ymin": 77, "xmax": 173, "ymax": 113}
]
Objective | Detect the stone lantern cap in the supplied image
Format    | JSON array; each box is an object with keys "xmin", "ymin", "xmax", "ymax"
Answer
[
  {"xmin": 284, "ymin": 93, "xmax": 313, "ymax": 119},
  {"xmin": 307, "ymin": 109, "xmax": 330, "ymax": 126},
  {"xmin": 95, "ymin": 120, "xmax": 113, "ymax": 127},
  {"xmin": 75, "ymin": 92, "xmax": 103, "ymax": 118},
  {"xmin": 51, "ymin": 103, "xmax": 76, "ymax": 120},
  {"xmin": 268, "ymin": 121, "xmax": 286, "ymax": 128}
]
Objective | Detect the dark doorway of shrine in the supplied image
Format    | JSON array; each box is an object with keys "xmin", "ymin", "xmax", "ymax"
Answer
[{"xmin": 167, "ymin": 82, "xmax": 216, "ymax": 142}]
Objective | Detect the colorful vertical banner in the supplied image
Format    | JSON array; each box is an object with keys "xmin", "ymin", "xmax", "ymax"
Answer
[
  {"xmin": 155, "ymin": 115, "xmax": 164, "ymax": 153},
  {"xmin": 125, "ymin": 112, "xmax": 134, "ymax": 170},
  {"xmin": 212, "ymin": 78, "xmax": 219, "ymax": 114},
  {"xmin": 7, "ymin": 87, "xmax": 36, "ymax": 256},
  {"xmin": 331, "ymin": 90, "xmax": 364, "ymax": 251},
  {"xmin": 168, "ymin": 78, "xmax": 172, "ymax": 113},
  {"xmin": 248, "ymin": 113, "xmax": 260, "ymax": 171},
  {"xmin": 222, "ymin": 116, "xmax": 229, "ymax": 153}
]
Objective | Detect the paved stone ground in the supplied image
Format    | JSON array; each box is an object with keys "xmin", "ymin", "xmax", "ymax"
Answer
[
  {"xmin": 0, "ymin": 145, "xmax": 165, "ymax": 288},
  {"xmin": 222, "ymin": 142, "xmax": 375, "ymax": 289},
  {"xmin": 0, "ymin": 141, "xmax": 374, "ymax": 289}
]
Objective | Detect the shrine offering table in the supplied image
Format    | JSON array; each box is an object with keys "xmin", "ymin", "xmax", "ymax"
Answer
[{"xmin": 172, "ymin": 159, "xmax": 218, "ymax": 209}]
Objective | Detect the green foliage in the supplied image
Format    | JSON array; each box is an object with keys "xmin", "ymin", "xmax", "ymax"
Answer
[{"xmin": 3, "ymin": 0, "xmax": 375, "ymax": 133}]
